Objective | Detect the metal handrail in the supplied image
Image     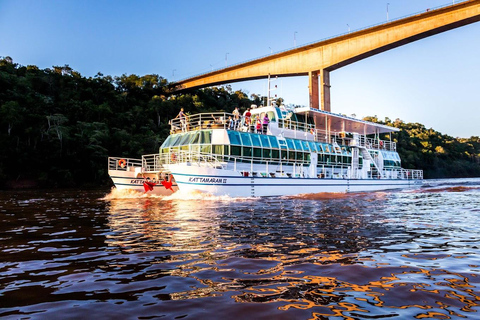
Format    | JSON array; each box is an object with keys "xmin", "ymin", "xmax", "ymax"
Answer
[{"xmin": 108, "ymin": 157, "xmax": 142, "ymax": 171}]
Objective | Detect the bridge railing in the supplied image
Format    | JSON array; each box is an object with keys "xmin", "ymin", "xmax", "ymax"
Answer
[{"xmin": 176, "ymin": 0, "xmax": 469, "ymax": 82}]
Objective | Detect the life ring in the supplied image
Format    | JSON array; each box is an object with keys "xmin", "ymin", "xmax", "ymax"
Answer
[
  {"xmin": 118, "ymin": 159, "xmax": 127, "ymax": 168},
  {"xmin": 171, "ymin": 153, "xmax": 177, "ymax": 162}
]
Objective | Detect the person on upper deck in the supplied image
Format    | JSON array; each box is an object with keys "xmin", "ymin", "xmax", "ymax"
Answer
[
  {"xmin": 262, "ymin": 114, "xmax": 270, "ymax": 134},
  {"xmin": 255, "ymin": 115, "xmax": 262, "ymax": 134},
  {"xmin": 174, "ymin": 108, "xmax": 188, "ymax": 132},
  {"xmin": 232, "ymin": 107, "xmax": 240, "ymax": 130}
]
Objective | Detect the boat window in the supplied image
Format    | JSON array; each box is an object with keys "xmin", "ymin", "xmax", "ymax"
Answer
[
  {"xmin": 201, "ymin": 145, "xmax": 211, "ymax": 153},
  {"xmin": 263, "ymin": 148, "xmax": 272, "ymax": 159},
  {"xmin": 191, "ymin": 131, "xmax": 200, "ymax": 144},
  {"xmin": 168, "ymin": 134, "xmax": 182, "ymax": 147},
  {"xmin": 213, "ymin": 145, "xmax": 223, "ymax": 155},
  {"xmin": 243, "ymin": 147, "xmax": 252, "ymax": 157},
  {"xmin": 301, "ymin": 140, "xmax": 310, "ymax": 151},
  {"xmin": 260, "ymin": 135, "xmax": 271, "ymax": 148},
  {"xmin": 239, "ymin": 132, "xmax": 253, "ymax": 146},
  {"xmin": 161, "ymin": 135, "xmax": 173, "ymax": 148},
  {"xmin": 231, "ymin": 145, "xmax": 241, "ymax": 156},
  {"xmin": 322, "ymin": 143, "xmax": 331, "ymax": 154},
  {"xmin": 272, "ymin": 149, "xmax": 279, "ymax": 160},
  {"xmin": 267, "ymin": 135, "xmax": 279, "ymax": 149},
  {"xmin": 228, "ymin": 131, "xmax": 241, "ymax": 145},
  {"xmin": 251, "ymin": 134, "xmax": 262, "ymax": 147},
  {"xmin": 316, "ymin": 143, "xmax": 324, "ymax": 153},
  {"xmin": 178, "ymin": 133, "xmax": 191, "ymax": 146},
  {"xmin": 286, "ymin": 139, "xmax": 295, "ymax": 150},
  {"xmin": 253, "ymin": 147, "xmax": 262, "ymax": 158},
  {"xmin": 308, "ymin": 141, "xmax": 317, "ymax": 152},
  {"xmin": 294, "ymin": 139, "xmax": 303, "ymax": 151},
  {"xmin": 267, "ymin": 111, "xmax": 276, "ymax": 122},
  {"xmin": 199, "ymin": 130, "xmax": 211, "ymax": 144}
]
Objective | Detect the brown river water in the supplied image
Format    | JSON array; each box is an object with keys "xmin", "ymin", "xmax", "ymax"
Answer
[{"xmin": 1, "ymin": 178, "xmax": 480, "ymax": 319}]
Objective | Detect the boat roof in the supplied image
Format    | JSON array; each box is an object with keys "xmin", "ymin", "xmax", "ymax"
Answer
[{"xmin": 294, "ymin": 106, "xmax": 400, "ymax": 135}]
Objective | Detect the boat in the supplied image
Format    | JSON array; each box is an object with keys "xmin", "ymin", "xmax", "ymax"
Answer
[
  {"xmin": 155, "ymin": 105, "xmax": 423, "ymax": 197},
  {"xmin": 107, "ymin": 155, "xmax": 178, "ymax": 195}
]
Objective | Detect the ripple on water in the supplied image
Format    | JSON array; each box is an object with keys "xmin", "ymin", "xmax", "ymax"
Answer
[{"xmin": 0, "ymin": 179, "xmax": 480, "ymax": 319}]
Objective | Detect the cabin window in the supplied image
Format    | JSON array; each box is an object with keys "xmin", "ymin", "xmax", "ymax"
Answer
[
  {"xmin": 267, "ymin": 135, "xmax": 279, "ymax": 148},
  {"xmin": 301, "ymin": 140, "xmax": 310, "ymax": 151},
  {"xmin": 289, "ymin": 151, "xmax": 296, "ymax": 161},
  {"xmin": 281, "ymin": 150, "xmax": 287, "ymax": 161},
  {"xmin": 286, "ymin": 139, "xmax": 295, "ymax": 150},
  {"xmin": 231, "ymin": 145, "xmax": 241, "ymax": 156},
  {"xmin": 199, "ymin": 130, "xmax": 212, "ymax": 144},
  {"xmin": 242, "ymin": 147, "xmax": 252, "ymax": 157},
  {"xmin": 251, "ymin": 134, "xmax": 262, "ymax": 147},
  {"xmin": 263, "ymin": 148, "xmax": 272, "ymax": 159},
  {"xmin": 239, "ymin": 132, "xmax": 253, "ymax": 146},
  {"xmin": 213, "ymin": 145, "xmax": 223, "ymax": 155},
  {"xmin": 253, "ymin": 147, "xmax": 262, "ymax": 159},
  {"xmin": 294, "ymin": 139, "xmax": 303, "ymax": 151},
  {"xmin": 272, "ymin": 149, "xmax": 280, "ymax": 160},
  {"xmin": 267, "ymin": 111, "xmax": 276, "ymax": 122},
  {"xmin": 228, "ymin": 131, "xmax": 241, "ymax": 145},
  {"xmin": 260, "ymin": 135, "xmax": 271, "ymax": 148},
  {"xmin": 201, "ymin": 145, "xmax": 211, "ymax": 153}
]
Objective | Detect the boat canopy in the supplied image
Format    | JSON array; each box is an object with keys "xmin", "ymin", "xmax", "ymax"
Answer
[{"xmin": 294, "ymin": 107, "xmax": 399, "ymax": 135}]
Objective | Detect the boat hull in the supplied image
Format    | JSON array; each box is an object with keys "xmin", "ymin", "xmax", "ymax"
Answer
[
  {"xmin": 169, "ymin": 164, "xmax": 422, "ymax": 197},
  {"xmin": 108, "ymin": 169, "xmax": 178, "ymax": 196}
]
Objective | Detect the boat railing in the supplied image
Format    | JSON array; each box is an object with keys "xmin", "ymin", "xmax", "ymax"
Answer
[
  {"xmin": 349, "ymin": 134, "xmax": 396, "ymax": 151},
  {"xmin": 108, "ymin": 157, "xmax": 143, "ymax": 171},
  {"xmin": 142, "ymin": 154, "xmax": 163, "ymax": 172},
  {"xmin": 169, "ymin": 112, "xmax": 234, "ymax": 133},
  {"xmin": 161, "ymin": 150, "xmax": 227, "ymax": 169},
  {"xmin": 278, "ymin": 118, "xmax": 315, "ymax": 133}
]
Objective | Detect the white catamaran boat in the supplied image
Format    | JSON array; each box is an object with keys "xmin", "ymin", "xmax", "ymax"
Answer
[{"xmin": 109, "ymin": 104, "xmax": 423, "ymax": 197}]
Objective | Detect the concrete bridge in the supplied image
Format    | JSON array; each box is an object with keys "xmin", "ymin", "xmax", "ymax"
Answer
[{"xmin": 174, "ymin": 0, "xmax": 480, "ymax": 111}]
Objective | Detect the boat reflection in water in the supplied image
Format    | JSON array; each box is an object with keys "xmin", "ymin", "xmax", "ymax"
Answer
[{"xmin": 103, "ymin": 185, "xmax": 480, "ymax": 319}]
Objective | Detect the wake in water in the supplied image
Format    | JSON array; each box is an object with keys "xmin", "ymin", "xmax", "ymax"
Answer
[{"xmin": 102, "ymin": 187, "xmax": 253, "ymax": 202}]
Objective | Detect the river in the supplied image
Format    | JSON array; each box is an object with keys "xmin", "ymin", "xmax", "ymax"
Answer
[{"xmin": 1, "ymin": 178, "xmax": 479, "ymax": 319}]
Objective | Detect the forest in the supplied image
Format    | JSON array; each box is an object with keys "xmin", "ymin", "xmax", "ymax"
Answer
[{"xmin": 0, "ymin": 56, "xmax": 479, "ymax": 189}]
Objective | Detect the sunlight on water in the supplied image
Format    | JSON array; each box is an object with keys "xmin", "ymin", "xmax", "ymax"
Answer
[{"xmin": 1, "ymin": 178, "xmax": 479, "ymax": 319}]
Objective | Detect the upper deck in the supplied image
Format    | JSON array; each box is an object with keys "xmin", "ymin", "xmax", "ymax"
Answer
[{"xmin": 169, "ymin": 106, "xmax": 399, "ymax": 152}]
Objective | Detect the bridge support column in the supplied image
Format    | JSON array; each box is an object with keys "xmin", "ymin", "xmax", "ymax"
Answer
[
  {"xmin": 321, "ymin": 69, "xmax": 331, "ymax": 112},
  {"xmin": 308, "ymin": 70, "xmax": 319, "ymax": 109}
]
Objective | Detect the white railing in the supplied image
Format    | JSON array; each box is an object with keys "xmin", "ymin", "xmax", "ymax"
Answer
[
  {"xmin": 170, "ymin": 112, "xmax": 233, "ymax": 133},
  {"xmin": 108, "ymin": 157, "xmax": 143, "ymax": 171},
  {"xmin": 350, "ymin": 134, "xmax": 396, "ymax": 151}
]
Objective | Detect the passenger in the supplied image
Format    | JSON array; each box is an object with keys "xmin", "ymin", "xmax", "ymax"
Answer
[
  {"xmin": 232, "ymin": 107, "xmax": 240, "ymax": 130},
  {"xmin": 228, "ymin": 116, "xmax": 235, "ymax": 130},
  {"xmin": 255, "ymin": 116, "xmax": 262, "ymax": 133},
  {"xmin": 174, "ymin": 108, "xmax": 188, "ymax": 132},
  {"xmin": 262, "ymin": 113, "xmax": 270, "ymax": 134},
  {"xmin": 244, "ymin": 108, "xmax": 252, "ymax": 127}
]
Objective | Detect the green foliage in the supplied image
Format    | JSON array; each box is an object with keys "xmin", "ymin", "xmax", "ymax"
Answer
[
  {"xmin": 364, "ymin": 117, "xmax": 480, "ymax": 178},
  {"xmin": 0, "ymin": 57, "xmax": 264, "ymax": 188},
  {"xmin": 0, "ymin": 56, "xmax": 477, "ymax": 188}
]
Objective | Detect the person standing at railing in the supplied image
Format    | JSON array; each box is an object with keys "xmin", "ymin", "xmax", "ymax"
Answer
[
  {"xmin": 244, "ymin": 108, "xmax": 252, "ymax": 132},
  {"xmin": 255, "ymin": 115, "xmax": 262, "ymax": 133},
  {"xmin": 262, "ymin": 113, "xmax": 270, "ymax": 134},
  {"xmin": 228, "ymin": 116, "xmax": 235, "ymax": 130},
  {"xmin": 232, "ymin": 107, "xmax": 240, "ymax": 130},
  {"xmin": 174, "ymin": 108, "xmax": 188, "ymax": 132}
]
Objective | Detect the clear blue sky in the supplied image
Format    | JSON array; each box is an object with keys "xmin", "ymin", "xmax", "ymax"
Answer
[{"xmin": 1, "ymin": 0, "xmax": 479, "ymax": 137}]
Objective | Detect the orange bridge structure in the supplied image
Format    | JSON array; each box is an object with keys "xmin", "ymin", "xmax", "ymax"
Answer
[{"xmin": 174, "ymin": 0, "xmax": 480, "ymax": 112}]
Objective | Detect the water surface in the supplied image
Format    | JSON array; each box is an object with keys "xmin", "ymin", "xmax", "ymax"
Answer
[{"xmin": 1, "ymin": 178, "xmax": 480, "ymax": 319}]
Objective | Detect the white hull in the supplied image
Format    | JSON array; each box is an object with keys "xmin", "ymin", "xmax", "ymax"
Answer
[
  {"xmin": 169, "ymin": 164, "xmax": 422, "ymax": 197},
  {"xmin": 109, "ymin": 169, "xmax": 178, "ymax": 196}
]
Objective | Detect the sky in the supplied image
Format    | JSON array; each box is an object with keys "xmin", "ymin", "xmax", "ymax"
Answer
[{"xmin": 1, "ymin": 0, "xmax": 479, "ymax": 138}]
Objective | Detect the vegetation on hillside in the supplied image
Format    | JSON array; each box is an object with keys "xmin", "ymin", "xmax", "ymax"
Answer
[{"xmin": 0, "ymin": 57, "xmax": 478, "ymax": 188}]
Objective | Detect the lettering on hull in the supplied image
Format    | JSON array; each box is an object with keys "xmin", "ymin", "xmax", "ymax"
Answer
[{"xmin": 188, "ymin": 177, "xmax": 227, "ymax": 184}]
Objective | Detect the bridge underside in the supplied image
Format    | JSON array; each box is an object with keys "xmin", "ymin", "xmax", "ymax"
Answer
[{"xmin": 174, "ymin": 0, "xmax": 480, "ymax": 112}]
